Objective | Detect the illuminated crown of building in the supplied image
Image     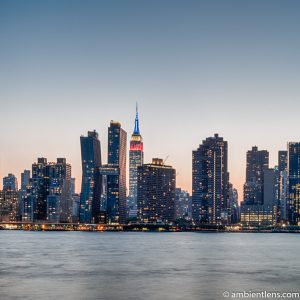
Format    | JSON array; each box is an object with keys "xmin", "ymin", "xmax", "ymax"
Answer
[{"xmin": 130, "ymin": 103, "xmax": 143, "ymax": 146}]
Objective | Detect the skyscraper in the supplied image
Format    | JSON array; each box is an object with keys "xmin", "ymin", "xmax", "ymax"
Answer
[
  {"xmin": 175, "ymin": 188, "xmax": 192, "ymax": 220},
  {"xmin": 278, "ymin": 151, "xmax": 288, "ymax": 221},
  {"xmin": 192, "ymin": 134, "xmax": 229, "ymax": 225},
  {"xmin": 137, "ymin": 158, "xmax": 176, "ymax": 224},
  {"xmin": 21, "ymin": 170, "xmax": 30, "ymax": 190},
  {"xmin": 47, "ymin": 158, "xmax": 72, "ymax": 223},
  {"xmin": 240, "ymin": 167, "xmax": 278, "ymax": 227},
  {"xmin": 228, "ymin": 183, "xmax": 239, "ymax": 224},
  {"xmin": 240, "ymin": 147, "xmax": 280, "ymax": 227},
  {"xmin": 243, "ymin": 146, "xmax": 269, "ymax": 205},
  {"xmin": 79, "ymin": 131, "xmax": 102, "ymax": 224},
  {"xmin": 3, "ymin": 173, "xmax": 18, "ymax": 191},
  {"xmin": 128, "ymin": 105, "xmax": 144, "ymax": 218},
  {"xmin": 0, "ymin": 188, "xmax": 19, "ymax": 222},
  {"xmin": 106, "ymin": 121, "xmax": 127, "ymax": 224},
  {"xmin": 31, "ymin": 158, "xmax": 48, "ymax": 221},
  {"xmin": 19, "ymin": 170, "xmax": 30, "ymax": 220},
  {"xmin": 278, "ymin": 151, "xmax": 288, "ymax": 173},
  {"xmin": 287, "ymin": 142, "xmax": 300, "ymax": 225},
  {"xmin": 0, "ymin": 173, "xmax": 20, "ymax": 222}
]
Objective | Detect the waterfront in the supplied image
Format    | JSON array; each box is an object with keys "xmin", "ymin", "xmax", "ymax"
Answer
[{"xmin": 1, "ymin": 232, "xmax": 300, "ymax": 300}]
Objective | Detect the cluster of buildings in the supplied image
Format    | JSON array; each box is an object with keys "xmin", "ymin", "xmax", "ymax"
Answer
[
  {"xmin": 1, "ymin": 107, "xmax": 300, "ymax": 228},
  {"xmin": 240, "ymin": 145, "xmax": 298, "ymax": 227}
]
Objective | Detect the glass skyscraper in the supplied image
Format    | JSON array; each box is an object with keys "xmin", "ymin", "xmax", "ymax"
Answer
[
  {"xmin": 192, "ymin": 134, "xmax": 229, "ymax": 225},
  {"xmin": 80, "ymin": 131, "xmax": 102, "ymax": 224},
  {"xmin": 106, "ymin": 121, "xmax": 127, "ymax": 224},
  {"xmin": 128, "ymin": 105, "xmax": 143, "ymax": 218}
]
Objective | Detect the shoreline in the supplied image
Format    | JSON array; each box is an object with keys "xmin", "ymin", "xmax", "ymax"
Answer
[{"xmin": 0, "ymin": 222, "xmax": 299, "ymax": 233}]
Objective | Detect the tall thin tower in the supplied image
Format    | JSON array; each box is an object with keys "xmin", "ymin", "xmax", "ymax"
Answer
[
  {"xmin": 106, "ymin": 121, "xmax": 127, "ymax": 224},
  {"xmin": 79, "ymin": 131, "xmax": 102, "ymax": 224},
  {"xmin": 128, "ymin": 104, "xmax": 144, "ymax": 218}
]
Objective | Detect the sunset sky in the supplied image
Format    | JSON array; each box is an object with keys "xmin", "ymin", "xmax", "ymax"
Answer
[{"xmin": 1, "ymin": 0, "xmax": 300, "ymax": 199}]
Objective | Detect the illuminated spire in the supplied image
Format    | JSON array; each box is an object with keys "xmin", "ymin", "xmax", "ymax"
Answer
[{"xmin": 133, "ymin": 102, "xmax": 140, "ymax": 135}]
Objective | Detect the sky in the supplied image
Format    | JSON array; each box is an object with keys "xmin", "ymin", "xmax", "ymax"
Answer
[{"xmin": 1, "ymin": 0, "xmax": 300, "ymax": 199}]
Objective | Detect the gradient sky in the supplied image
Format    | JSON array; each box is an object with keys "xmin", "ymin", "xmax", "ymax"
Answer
[{"xmin": 1, "ymin": 0, "xmax": 300, "ymax": 199}]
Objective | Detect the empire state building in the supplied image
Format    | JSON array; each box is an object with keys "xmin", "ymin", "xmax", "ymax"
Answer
[{"xmin": 128, "ymin": 104, "xmax": 144, "ymax": 218}]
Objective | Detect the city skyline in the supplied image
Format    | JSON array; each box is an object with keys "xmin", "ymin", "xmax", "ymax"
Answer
[
  {"xmin": 2, "ymin": 0, "xmax": 300, "ymax": 199},
  {"xmin": 0, "ymin": 107, "xmax": 299, "ymax": 201}
]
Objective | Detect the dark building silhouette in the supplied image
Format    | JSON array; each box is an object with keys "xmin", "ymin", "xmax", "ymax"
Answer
[
  {"xmin": 137, "ymin": 158, "xmax": 176, "ymax": 224},
  {"xmin": 106, "ymin": 121, "xmax": 127, "ymax": 224},
  {"xmin": 80, "ymin": 131, "xmax": 102, "ymax": 223},
  {"xmin": 192, "ymin": 134, "xmax": 229, "ymax": 225},
  {"xmin": 128, "ymin": 105, "xmax": 144, "ymax": 218},
  {"xmin": 243, "ymin": 146, "xmax": 269, "ymax": 205}
]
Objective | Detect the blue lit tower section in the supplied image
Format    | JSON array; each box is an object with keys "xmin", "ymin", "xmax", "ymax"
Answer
[
  {"xmin": 128, "ymin": 104, "xmax": 144, "ymax": 217},
  {"xmin": 80, "ymin": 130, "xmax": 102, "ymax": 223}
]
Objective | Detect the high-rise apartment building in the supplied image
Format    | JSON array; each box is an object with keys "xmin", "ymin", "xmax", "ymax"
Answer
[
  {"xmin": 47, "ymin": 158, "xmax": 72, "ymax": 223},
  {"xmin": 0, "ymin": 188, "xmax": 19, "ymax": 222},
  {"xmin": 137, "ymin": 158, "xmax": 176, "ymax": 224},
  {"xmin": 192, "ymin": 134, "xmax": 229, "ymax": 225},
  {"xmin": 31, "ymin": 158, "xmax": 48, "ymax": 221},
  {"xmin": 243, "ymin": 146, "xmax": 269, "ymax": 205},
  {"xmin": 287, "ymin": 142, "xmax": 300, "ymax": 225}
]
